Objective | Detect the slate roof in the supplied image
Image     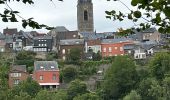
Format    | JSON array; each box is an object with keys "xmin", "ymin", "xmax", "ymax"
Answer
[
  {"xmin": 102, "ymin": 38, "xmax": 133, "ymax": 44},
  {"xmin": 53, "ymin": 26, "xmax": 69, "ymax": 32},
  {"xmin": 60, "ymin": 39, "xmax": 84, "ymax": 45},
  {"xmin": 80, "ymin": 32, "xmax": 115, "ymax": 40},
  {"xmin": 34, "ymin": 35, "xmax": 52, "ymax": 40},
  {"xmin": 0, "ymin": 34, "xmax": 6, "ymax": 40},
  {"xmin": 10, "ymin": 65, "xmax": 27, "ymax": 72},
  {"xmin": 34, "ymin": 61, "xmax": 58, "ymax": 71},
  {"xmin": 124, "ymin": 44, "xmax": 135, "ymax": 50}
]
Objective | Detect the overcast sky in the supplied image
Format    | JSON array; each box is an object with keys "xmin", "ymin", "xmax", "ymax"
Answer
[{"xmin": 0, "ymin": 0, "xmax": 136, "ymax": 33}]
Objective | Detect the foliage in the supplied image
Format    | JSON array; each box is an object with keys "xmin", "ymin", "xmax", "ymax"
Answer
[
  {"xmin": 11, "ymin": 77, "xmax": 41, "ymax": 97},
  {"xmin": 106, "ymin": 0, "xmax": 170, "ymax": 35},
  {"xmin": 67, "ymin": 79, "xmax": 88, "ymax": 100},
  {"xmin": 123, "ymin": 90, "xmax": 141, "ymax": 100},
  {"xmin": 62, "ymin": 65, "xmax": 78, "ymax": 83},
  {"xmin": 101, "ymin": 56, "xmax": 138, "ymax": 100},
  {"xmin": 33, "ymin": 90, "xmax": 54, "ymax": 100},
  {"xmin": 149, "ymin": 52, "xmax": 170, "ymax": 80},
  {"xmin": 16, "ymin": 51, "xmax": 36, "ymax": 60},
  {"xmin": 66, "ymin": 48, "xmax": 82, "ymax": 64},
  {"xmin": 54, "ymin": 90, "xmax": 68, "ymax": 100},
  {"xmin": 92, "ymin": 51, "xmax": 102, "ymax": 61},
  {"xmin": 13, "ymin": 92, "xmax": 32, "ymax": 100},
  {"xmin": 73, "ymin": 93, "xmax": 101, "ymax": 100},
  {"xmin": 46, "ymin": 52, "xmax": 58, "ymax": 61}
]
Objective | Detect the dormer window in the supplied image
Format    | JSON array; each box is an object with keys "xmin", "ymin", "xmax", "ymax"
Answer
[
  {"xmin": 40, "ymin": 66, "xmax": 44, "ymax": 69},
  {"xmin": 51, "ymin": 66, "xmax": 55, "ymax": 69}
]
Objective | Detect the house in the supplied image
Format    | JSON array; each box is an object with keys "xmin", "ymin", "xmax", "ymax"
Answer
[
  {"xmin": 33, "ymin": 35, "xmax": 53, "ymax": 52},
  {"xmin": 8, "ymin": 65, "xmax": 29, "ymax": 88},
  {"xmin": 33, "ymin": 61, "xmax": 60, "ymax": 89},
  {"xmin": 133, "ymin": 45, "xmax": 147, "ymax": 59},
  {"xmin": 59, "ymin": 39, "xmax": 84, "ymax": 60},
  {"xmin": 13, "ymin": 39, "xmax": 23, "ymax": 51},
  {"xmin": 3, "ymin": 28, "xmax": 18, "ymax": 36},
  {"xmin": 85, "ymin": 39, "xmax": 101, "ymax": 53},
  {"xmin": 132, "ymin": 28, "xmax": 161, "ymax": 42},
  {"xmin": 101, "ymin": 38, "xmax": 133, "ymax": 57},
  {"xmin": 5, "ymin": 35, "xmax": 13, "ymax": 52}
]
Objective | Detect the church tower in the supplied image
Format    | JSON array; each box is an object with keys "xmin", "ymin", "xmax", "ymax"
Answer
[{"xmin": 77, "ymin": 0, "xmax": 94, "ymax": 33}]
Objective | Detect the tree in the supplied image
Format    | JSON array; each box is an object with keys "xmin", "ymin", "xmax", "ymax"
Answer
[
  {"xmin": 33, "ymin": 90, "xmax": 53, "ymax": 100},
  {"xmin": 67, "ymin": 48, "xmax": 82, "ymax": 64},
  {"xmin": 73, "ymin": 93, "xmax": 101, "ymax": 100},
  {"xmin": 11, "ymin": 77, "xmax": 41, "ymax": 97},
  {"xmin": 54, "ymin": 90, "xmax": 68, "ymax": 100},
  {"xmin": 106, "ymin": 0, "xmax": 170, "ymax": 34},
  {"xmin": 123, "ymin": 90, "xmax": 141, "ymax": 100},
  {"xmin": 92, "ymin": 51, "xmax": 102, "ymax": 61},
  {"xmin": 67, "ymin": 79, "xmax": 88, "ymax": 100},
  {"xmin": 13, "ymin": 92, "xmax": 32, "ymax": 100},
  {"xmin": 101, "ymin": 56, "xmax": 138, "ymax": 100},
  {"xmin": 62, "ymin": 66, "xmax": 78, "ymax": 82},
  {"xmin": 149, "ymin": 52, "xmax": 170, "ymax": 80}
]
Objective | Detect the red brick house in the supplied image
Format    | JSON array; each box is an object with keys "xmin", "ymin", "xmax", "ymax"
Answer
[
  {"xmin": 8, "ymin": 65, "xmax": 29, "ymax": 88},
  {"xmin": 101, "ymin": 38, "xmax": 133, "ymax": 57},
  {"xmin": 33, "ymin": 61, "xmax": 59, "ymax": 89}
]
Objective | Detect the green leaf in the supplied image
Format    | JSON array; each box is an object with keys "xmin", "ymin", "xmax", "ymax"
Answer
[
  {"xmin": 128, "ymin": 14, "xmax": 133, "ymax": 19},
  {"xmin": 105, "ymin": 11, "xmax": 112, "ymax": 15},
  {"xmin": 133, "ymin": 11, "xmax": 141, "ymax": 18},
  {"xmin": 106, "ymin": 16, "xmax": 111, "ymax": 19},
  {"xmin": 158, "ymin": 27, "xmax": 164, "ymax": 33},
  {"xmin": 4, "ymin": 9, "xmax": 10, "ymax": 15},
  {"xmin": 22, "ymin": 21, "xmax": 28, "ymax": 28},
  {"xmin": 2, "ymin": 17, "xmax": 8, "ymax": 22},
  {"xmin": 131, "ymin": 0, "xmax": 138, "ymax": 6}
]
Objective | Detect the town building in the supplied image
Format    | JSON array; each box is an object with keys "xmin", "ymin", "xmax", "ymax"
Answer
[
  {"xmin": 101, "ymin": 38, "xmax": 133, "ymax": 57},
  {"xmin": 33, "ymin": 61, "xmax": 60, "ymax": 89},
  {"xmin": 8, "ymin": 65, "xmax": 29, "ymax": 88},
  {"xmin": 59, "ymin": 39, "xmax": 84, "ymax": 60},
  {"xmin": 33, "ymin": 35, "xmax": 53, "ymax": 52}
]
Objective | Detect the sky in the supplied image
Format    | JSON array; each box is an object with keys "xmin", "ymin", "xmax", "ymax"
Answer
[{"xmin": 0, "ymin": 0, "xmax": 136, "ymax": 33}]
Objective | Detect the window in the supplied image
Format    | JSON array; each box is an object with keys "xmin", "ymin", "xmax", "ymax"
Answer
[
  {"xmin": 109, "ymin": 47, "xmax": 112, "ymax": 52},
  {"xmin": 84, "ymin": 10, "xmax": 88, "ymax": 21},
  {"xmin": 51, "ymin": 66, "xmax": 55, "ymax": 69},
  {"xmin": 40, "ymin": 75, "xmax": 43, "ymax": 80},
  {"xmin": 114, "ymin": 47, "xmax": 117, "ymax": 50},
  {"xmin": 52, "ymin": 74, "xmax": 56, "ymax": 80},
  {"xmin": 40, "ymin": 66, "xmax": 44, "ymax": 69},
  {"xmin": 13, "ymin": 79, "xmax": 19, "ymax": 85},
  {"xmin": 62, "ymin": 49, "xmax": 65, "ymax": 54},
  {"xmin": 73, "ymin": 35, "xmax": 76, "ymax": 38},
  {"xmin": 120, "ymin": 47, "xmax": 123, "ymax": 51},
  {"xmin": 103, "ymin": 48, "xmax": 106, "ymax": 52},
  {"xmin": 63, "ymin": 56, "xmax": 66, "ymax": 60},
  {"xmin": 11, "ymin": 73, "xmax": 21, "ymax": 77}
]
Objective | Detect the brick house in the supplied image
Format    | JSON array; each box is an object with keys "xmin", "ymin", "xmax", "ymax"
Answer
[
  {"xmin": 59, "ymin": 39, "xmax": 84, "ymax": 60},
  {"xmin": 33, "ymin": 61, "xmax": 60, "ymax": 89},
  {"xmin": 101, "ymin": 38, "xmax": 133, "ymax": 57},
  {"xmin": 8, "ymin": 65, "xmax": 29, "ymax": 88}
]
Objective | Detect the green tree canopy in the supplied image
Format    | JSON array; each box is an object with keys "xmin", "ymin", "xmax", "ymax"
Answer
[
  {"xmin": 73, "ymin": 93, "xmax": 100, "ymax": 100},
  {"xmin": 149, "ymin": 52, "xmax": 170, "ymax": 80},
  {"xmin": 123, "ymin": 90, "xmax": 141, "ymax": 100},
  {"xmin": 101, "ymin": 56, "xmax": 138, "ymax": 100},
  {"xmin": 67, "ymin": 79, "xmax": 88, "ymax": 100}
]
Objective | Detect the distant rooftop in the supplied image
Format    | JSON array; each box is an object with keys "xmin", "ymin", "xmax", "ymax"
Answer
[
  {"xmin": 102, "ymin": 38, "xmax": 133, "ymax": 44},
  {"xmin": 53, "ymin": 26, "xmax": 69, "ymax": 32},
  {"xmin": 10, "ymin": 65, "xmax": 27, "ymax": 72},
  {"xmin": 60, "ymin": 39, "xmax": 84, "ymax": 45}
]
